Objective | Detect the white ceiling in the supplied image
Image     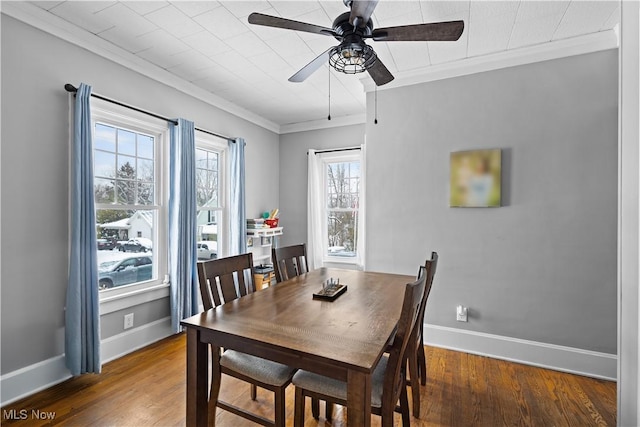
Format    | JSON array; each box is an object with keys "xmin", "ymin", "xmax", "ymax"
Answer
[{"xmin": 24, "ymin": 0, "xmax": 620, "ymax": 130}]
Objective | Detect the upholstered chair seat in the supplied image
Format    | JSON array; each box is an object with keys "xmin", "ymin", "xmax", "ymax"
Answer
[
  {"xmin": 292, "ymin": 355, "xmax": 389, "ymax": 408},
  {"xmin": 220, "ymin": 351, "xmax": 296, "ymax": 386}
]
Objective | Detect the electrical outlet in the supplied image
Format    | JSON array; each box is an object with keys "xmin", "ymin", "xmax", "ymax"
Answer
[
  {"xmin": 456, "ymin": 305, "xmax": 468, "ymax": 322},
  {"xmin": 124, "ymin": 313, "xmax": 134, "ymax": 329}
]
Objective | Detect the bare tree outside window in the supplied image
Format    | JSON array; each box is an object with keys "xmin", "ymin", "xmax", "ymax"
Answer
[
  {"xmin": 195, "ymin": 148, "xmax": 219, "ymax": 209},
  {"xmin": 195, "ymin": 147, "xmax": 222, "ymax": 260},
  {"xmin": 326, "ymin": 161, "xmax": 360, "ymax": 257},
  {"xmin": 94, "ymin": 124, "xmax": 154, "ymax": 209}
]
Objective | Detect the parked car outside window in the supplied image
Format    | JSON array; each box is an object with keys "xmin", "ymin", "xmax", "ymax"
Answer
[
  {"xmin": 98, "ymin": 256, "xmax": 153, "ymax": 290},
  {"xmin": 119, "ymin": 237, "xmax": 153, "ymax": 253},
  {"xmin": 97, "ymin": 238, "xmax": 117, "ymax": 250},
  {"xmin": 197, "ymin": 241, "xmax": 217, "ymax": 260}
]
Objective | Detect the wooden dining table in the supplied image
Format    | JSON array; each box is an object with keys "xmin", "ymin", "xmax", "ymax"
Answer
[{"xmin": 181, "ymin": 267, "xmax": 414, "ymax": 426}]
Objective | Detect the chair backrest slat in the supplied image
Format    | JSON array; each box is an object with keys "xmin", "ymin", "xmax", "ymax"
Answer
[
  {"xmin": 272, "ymin": 244, "xmax": 309, "ymax": 282},
  {"xmin": 197, "ymin": 253, "xmax": 255, "ymax": 309},
  {"xmin": 219, "ymin": 274, "xmax": 240, "ymax": 303}
]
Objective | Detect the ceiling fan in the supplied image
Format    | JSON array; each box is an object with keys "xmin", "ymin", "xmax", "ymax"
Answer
[{"xmin": 248, "ymin": 0, "xmax": 464, "ymax": 86}]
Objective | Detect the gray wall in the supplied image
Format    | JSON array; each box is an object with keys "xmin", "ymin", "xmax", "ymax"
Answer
[
  {"xmin": 1, "ymin": 15, "xmax": 279, "ymax": 374},
  {"xmin": 280, "ymin": 51, "xmax": 618, "ymax": 355},
  {"xmin": 365, "ymin": 50, "xmax": 618, "ymax": 354},
  {"xmin": 279, "ymin": 124, "xmax": 365, "ymax": 247}
]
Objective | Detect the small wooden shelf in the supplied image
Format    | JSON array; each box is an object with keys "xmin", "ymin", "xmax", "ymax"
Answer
[{"xmin": 254, "ymin": 270, "xmax": 275, "ymax": 290}]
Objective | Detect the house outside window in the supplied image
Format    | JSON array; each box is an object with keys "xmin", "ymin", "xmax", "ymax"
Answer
[
  {"xmin": 195, "ymin": 133, "xmax": 228, "ymax": 260},
  {"xmin": 91, "ymin": 99, "xmax": 168, "ymax": 296}
]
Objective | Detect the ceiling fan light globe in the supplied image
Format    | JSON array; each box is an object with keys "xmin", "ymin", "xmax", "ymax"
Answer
[
  {"xmin": 342, "ymin": 48, "xmax": 354, "ymax": 58},
  {"xmin": 329, "ymin": 43, "xmax": 376, "ymax": 74}
]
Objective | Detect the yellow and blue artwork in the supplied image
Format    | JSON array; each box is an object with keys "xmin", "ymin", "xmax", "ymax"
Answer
[{"xmin": 450, "ymin": 149, "xmax": 501, "ymax": 207}]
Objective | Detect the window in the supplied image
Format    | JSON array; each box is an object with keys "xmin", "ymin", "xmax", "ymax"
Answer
[
  {"xmin": 195, "ymin": 133, "xmax": 228, "ymax": 260},
  {"xmin": 92, "ymin": 100, "xmax": 168, "ymax": 296},
  {"xmin": 319, "ymin": 150, "xmax": 365, "ymax": 265}
]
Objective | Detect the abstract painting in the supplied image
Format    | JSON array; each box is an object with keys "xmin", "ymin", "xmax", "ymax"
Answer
[{"xmin": 450, "ymin": 149, "xmax": 502, "ymax": 207}]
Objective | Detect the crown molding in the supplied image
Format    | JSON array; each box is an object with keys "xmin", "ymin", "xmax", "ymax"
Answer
[
  {"xmin": 1, "ymin": 1, "xmax": 281, "ymax": 134},
  {"xmin": 280, "ymin": 113, "xmax": 366, "ymax": 134},
  {"xmin": 2, "ymin": 2, "xmax": 620, "ymax": 133},
  {"xmin": 361, "ymin": 29, "xmax": 620, "ymax": 93}
]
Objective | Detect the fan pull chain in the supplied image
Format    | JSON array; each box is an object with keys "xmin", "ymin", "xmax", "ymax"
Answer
[
  {"xmin": 328, "ymin": 65, "xmax": 332, "ymax": 121},
  {"xmin": 374, "ymin": 85, "xmax": 378, "ymax": 124}
]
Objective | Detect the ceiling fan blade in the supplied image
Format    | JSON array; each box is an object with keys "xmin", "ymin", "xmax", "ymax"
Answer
[
  {"xmin": 289, "ymin": 48, "xmax": 332, "ymax": 83},
  {"xmin": 248, "ymin": 13, "xmax": 335, "ymax": 36},
  {"xmin": 372, "ymin": 20, "xmax": 464, "ymax": 42},
  {"xmin": 350, "ymin": 0, "xmax": 379, "ymax": 28},
  {"xmin": 367, "ymin": 57, "xmax": 394, "ymax": 86}
]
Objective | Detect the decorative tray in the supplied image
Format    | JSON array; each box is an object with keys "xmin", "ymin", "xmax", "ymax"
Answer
[{"xmin": 313, "ymin": 282, "xmax": 347, "ymax": 301}]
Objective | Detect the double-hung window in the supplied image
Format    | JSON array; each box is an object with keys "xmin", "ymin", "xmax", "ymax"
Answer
[
  {"xmin": 92, "ymin": 99, "xmax": 168, "ymax": 296},
  {"xmin": 195, "ymin": 133, "xmax": 228, "ymax": 260},
  {"xmin": 320, "ymin": 150, "xmax": 365, "ymax": 266}
]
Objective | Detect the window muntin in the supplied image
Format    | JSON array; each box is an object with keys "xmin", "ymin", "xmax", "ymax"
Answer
[
  {"xmin": 196, "ymin": 148, "xmax": 219, "ymax": 209},
  {"xmin": 94, "ymin": 123, "xmax": 155, "ymax": 206},
  {"xmin": 323, "ymin": 157, "xmax": 362, "ymax": 260}
]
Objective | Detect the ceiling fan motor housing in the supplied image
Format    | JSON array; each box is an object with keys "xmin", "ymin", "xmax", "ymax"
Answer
[{"xmin": 332, "ymin": 12, "xmax": 373, "ymax": 39}]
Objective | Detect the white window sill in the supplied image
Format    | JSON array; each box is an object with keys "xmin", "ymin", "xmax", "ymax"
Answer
[
  {"xmin": 323, "ymin": 257, "xmax": 360, "ymax": 264},
  {"xmin": 322, "ymin": 258, "xmax": 363, "ymax": 271},
  {"xmin": 100, "ymin": 282, "xmax": 170, "ymax": 315}
]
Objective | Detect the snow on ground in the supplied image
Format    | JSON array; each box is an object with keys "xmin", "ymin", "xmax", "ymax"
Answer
[{"xmin": 97, "ymin": 249, "xmax": 153, "ymax": 266}]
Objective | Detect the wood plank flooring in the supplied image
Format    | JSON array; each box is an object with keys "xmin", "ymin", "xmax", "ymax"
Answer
[{"xmin": 1, "ymin": 333, "xmax": 616, "ymax": 426}]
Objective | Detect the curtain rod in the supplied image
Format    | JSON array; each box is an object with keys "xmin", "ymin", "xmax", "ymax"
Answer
[
  {"xmin": 64, "ymin": 84, "xmax": 234, "ymax": 142},
  {"xmin": 309, "ymin": 147, "xmax": 361, "ymax": 155}
]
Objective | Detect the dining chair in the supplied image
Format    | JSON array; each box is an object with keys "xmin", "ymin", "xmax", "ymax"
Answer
[
  {"xmin": 196, "ymin": 253, "xmax": 296, "ymax": 427},
  {"xmin": 271, "ymin": 243, "xmax": 309, "ymax": 282},
  {"xmin": 291, "ymin": 270, "xmax": 428, "ymax": 427},
  {"xmin": 323, "ymin": 253, "xmax": 439, "ymax": 421},
  {"xmin": 406, "ymin": 251, "xmax": 439, "ymax": 418}
]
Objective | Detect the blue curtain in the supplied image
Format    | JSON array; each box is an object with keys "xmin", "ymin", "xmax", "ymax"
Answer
[
  {"xmin": 65, "ymin": 83, "xmax": 101, "ymax": 375},
  {"xmin": 169, "ymin": 118, "xmax": 199, "ymax": 333},
  {"xmin": 229, "ymin": 138, "xmax": 247, "ymax": 256}
]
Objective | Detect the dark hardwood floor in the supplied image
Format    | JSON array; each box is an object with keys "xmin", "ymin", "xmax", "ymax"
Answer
[{"xmin": 1, "ymin": 333, "xmax": 616, "ymax": 426}]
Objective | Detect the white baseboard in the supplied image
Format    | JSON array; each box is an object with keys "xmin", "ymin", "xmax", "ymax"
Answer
[
  {"xmin": 424, "ymin": 324, "xmax": 617, "ymax": 381},
  {"xmin": 100, "ymin": 317, "xmax": 173, "ymax": 364},
  {"xmin": 0, "ymin": 355, "xmax": 71, "ymax": 408},
  {"xmin": 1, "ymin": 320, "xmax": 616, "ymax": 407},
  {"xmin": 0, "ymin": 317, "xmax": 173, "ymax": 407}
]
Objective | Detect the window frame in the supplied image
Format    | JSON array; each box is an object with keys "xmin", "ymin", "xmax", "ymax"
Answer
[
  {"xmin": 195, "ymin": 132, "xmax": 229, "ymax": 259},
  {"xmin": 319, "ymin": 151, "xmax": 365, "ymax": 266},
  {"xmin": 90, "ymin": 98, "xmax": 170, "ymax": 306}
]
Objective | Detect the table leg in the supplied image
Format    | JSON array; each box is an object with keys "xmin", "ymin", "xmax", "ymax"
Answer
[
  {"xmin": 209, "ymin": 344, "xmax": 222, "ymax": 422},
  {"xmin": 186, "ymin": 328, "xmax": 209, "ymax": 427},
  {"xmin": 347, "ymin": 370, "xmax": 372, "ymax": 427}
]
